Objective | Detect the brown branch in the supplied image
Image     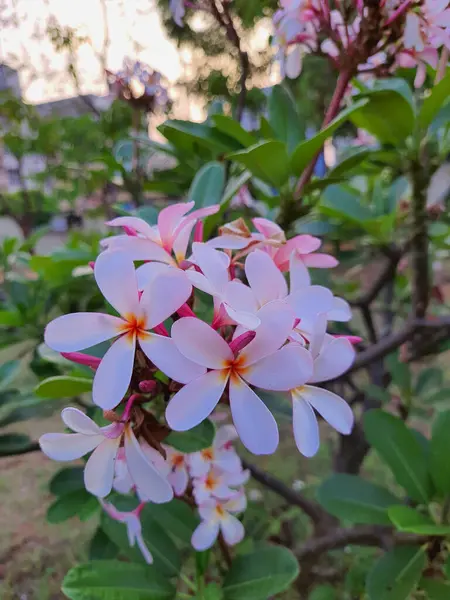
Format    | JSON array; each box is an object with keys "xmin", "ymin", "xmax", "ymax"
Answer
[{"xmin": 410, "ymin": 158, "xmax": 430, "ymax": 319}]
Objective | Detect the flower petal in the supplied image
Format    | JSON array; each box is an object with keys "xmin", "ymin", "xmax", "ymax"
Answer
[
  {"xmin": 289, "ymin": 251, "xmax": 311, "ymax": 290},
  {"xmin": 222, "ymin": 280, "xmax": 259, "ymax": 314},
  {"xmin": 309, "ymin": 337, "xmax": 355, "ymax": 383},
  {"xmin": 45, "ymin": 312, "xmax": 122, "ymax": 352},
  {"xmin": 192, "ymin": 243, "xmax": 230, "ymax": 293},
  {"xmin": 287, "ymin": 285, "xmax": 334, "ymax": 322},
  {"xmin": 173, "ymin": 219, "xmax": 196, "ymax": 262},
  {"xmin": 171, "ymin": 317, "xmax": 233, "ymax": 368},
  {"xmin": 207, "ymin": 235, "xmax": 251, "ymax": 250},
  {"xmin": 94, "ymin": 251, "xmax": 140, "ymax": 317},
  {"xmin": 61, "ymin": 407, "xmax": 101, "ymax": 435},
  {"xmin": 166, "ymin": 370, "xmax": 228, "ymax": 431},
  {"xmin": 169, "ymin": 467, "xmax": 189, "ymax": 496},
  {"xmin": 300, "ymin": 385, "xmax": 354, "ymax": 435},
  {"xmin": 327, "ymin": 297, "xmax": 352, "ymax": 322},
  {"xmin": 93, "ymin": 335, "xmax": 135, "ymax": 409},
  {"xmin": 275, "ymin": 235, "xmax": 321, "ymax": 266},
  {"xmin": 243, "ymin": 343, "xmax": 313, "ymax": 391},
  {"xmin": 136, "ymin": 532, "xmax": 154, "ymax": 564},
  {"xmin": 214, "ymin": 424, "xmax": 238, "ymax": 449},
  {"xmin": 124, "ymin": 427, "xmax": 174, "ymax": 503},
  {"xmin": 302, "ymin": 253, "xmax": 338, "ymax": 268},
  {"xmin": 158, "ymin": 201, "xmax": 194, "ymax": 249},
  {"xmin": 39, "ymin": 432, "xmax": 103, "ymax": 461},
  {"xmin": 186, "ymin": 269, "xmax": 217, "ymax": 295},
  {"xmin": 135, "ymin": 262, "xmax": 171, "ymax": 290},
  {"xmin": 106, "ymin": 216, "xmax": 157, "ymax": 239},
  {"xmin": 223, "ymin": 304, "xmax": 261, "ymax": 330},
  {"xmin": 229, "ymin": 375, "xmax": 279, "ymax": 455},
  {"xmin": 291, "ymin": 393, "xmax": 320, "ymax": 457},
  {"xmin": 140, "ymin": 269, "xmax": 192, "ymax": 329},
  {"xmin": 191, "ymin": 520, "xmax": 220, "ymax": 551},
  {"xmin": 245, "ymin": 249, "xmax": 288, "ymax": 306},
  {"xmin": 220, "ymin": 513, "xmax": 245, "ymax": 546},
  {"xmin": 84, "ymin": 437, "xmax": 121, "ymax": 497},
  {"xmin": 102, "ymin": 236, "xmax": 174, "ymax": 264},
  {"xmin": 139, "ymin": 333, "xmax": 206, "ymax": 383}
]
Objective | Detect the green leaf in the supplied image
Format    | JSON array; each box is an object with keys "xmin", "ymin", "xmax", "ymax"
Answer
[
  {"xmin": 145, "ymin": 499, "xmax": 199, "ymax": 547},
  {"xmin": 424, "ymin": 389, "xmax": 450, "ymax": 405},
  {"xmin": 0, "ymin": 309, "xmax": 21, "ymax": 327},
  {"xmin": 227, "ymin": 141, "xmax": 290, "ymax": 188},
  {"xmin": 49, "ymin": 467, "xmax": 85, "ymax": 496},
  {"xmin": 188, "ymin": 161, "xmax": 226, "ymax": 208},
  {"xmin": 418, "ymin": 72, "xmax": 450, "ymax": 128},
  {"xmin": 37, "ymin": 343, "xmax": 72, "ymax": 366},
  {"xmin": 420, "ymin": 579, "xmax": 450, "ymax": 599},
  {"xmin": 0, "ymin": 433, "xmax": 35, "ymax": 456},
  {"xmin": 350, "ymin": 80, "xmax": 415, "ymax": 144},
  {"xmin": 62, "ymin": 560, "xmax": 176, "ymax": 600},
  {"xmin": 415, "ymin": 368, "xmax": 443, "ymax": 396},
  {"xmin": 89, "ymin": 528, "xmax": 119, "ymax": 561},
  {"xmin": 101, "ymin": 508, "xmax": 181, "ymax": 577},
  {"xmin": 317, "ymin": 474, "xmax": 401, "ymax": 525},
  {"xmin": 363, "ymin": 410, "xmax": 432, "ymax": 503},
  {"xmin": 320, "ymin": 185, "xmax": 373, "ymax": 223},
  {"xmin": 47, "ymin": 490, "xmax": 99, "ymax": 524},
  {"xmin": 430, "ymin": 410, "xmax": 450, "ymax": 495},
  {"xmin": 386, "ymin": 353, "xmax": 411, "ymax": 394},
  {"xmin": 159, "ymin": 120, "xmax": 240, "ymax": 155},
  {"xmin": 0, "ymin": 360, "xmax": 20, "ymax": 390},
  {"xmin": 389, "ymin": 505, "xmax": 450, "ymax": 535},
  {"xmin": 135, "ymin": 205, "xmax": 159, "ymax": 225},
  {"xmin": 290, "ymin": 99, "xmax": 368, "ymax": 176},
  {"xmin": 35, "ymin": 376, "xmax": 92, "ymax": 399},
  {"xmin": 366, "ymin": 546, "xmax": 426, "ymax": 600},
  {"xmin": 223, "ymin": 545, "xmax": 299, "ymax": 600},
  {"xmin": 212, "ymin": 115, "xmax": 257, "ymax": 147},
  {"xmin": 328, "ymin": 149, "xmax": 373, "ymax": 178},
  {"xmin": 268, "ymin": 84, "xmax": 304, "ymax": 152},
  {"xmin": 166, "ymin": 419, "xmax": 215, "ymax": 453}
]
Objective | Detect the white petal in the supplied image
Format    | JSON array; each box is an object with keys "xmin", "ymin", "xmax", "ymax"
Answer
[
  {"xmin": 220, "ymin": 513, "xmax": 245, "ymax": 546},
  {"xmin": 327, "ymin": 297, "xmax": 352, "ymax": 322},
  {"xmin": 300, "ymin": 385, "xmax": 354, "ymax": 435},
  {"xmin": 45, "ymin": 312, "xmax": 122, "ymax": 352},
  {"xmin": 84, "ymin": 437, "xmax": 121, "ymax": 497},
  {"xmin": 191, "ymin": 520, "xmax": 220, "ymax": 551},
  {"xmin": 93, "ymin": 335, "xmax": 135, "ymax": 409},
  {"xmin": 291, "ymin": 393, "xmax": 320, "ymax": 457},
  {"xmin": 124, "ymin": 427, "xmax": 174, "ymax": 503},
  {"xmin": 243, "ymin": 344, "xmax": 313, "ymax": 391},
  {"xmin": 309, "ymin": 314, "xmax": 327, "ymax": 358},
  {"xmin": 61, "ymin": 407, "xmax": 101, "ymax": 435},
  {"xmin": 192, "ymin": 243, "xmax": 230, "ymax": 293},
  {"xmin": 158, "ymin": 201, "xmax": 194, "ymax": 249},
  {"xmin": 39, "ymin": 432, "xmax": 103, "ymax": 461},
  {"xmin": 287, "ymin": 286, "xmax": 334, "ymax": 322},
  {"xmin": 309, "ymin": 337, "xmax": 355, "ymax": 383},
  {"xmin": 169, "ymin": 467, "xmax": 189, "ymax": 496},
  {"xmin": 214, "ymin": 450, "xmax": 242, "ymax": 473},
  {"xmin": 188, "ymin": 452, "xmax": 211, "ymax": 477},
  {"xmin": 136, "ymin": 531, "xmax": 154, "ymax": 564},
  {"xmin": 135, "ymin": 262, "xmax": 170, "ymax": 290},
  {"xmin": 229, "ymin": 376, "xmax": 279, "ymax": 455},
  {"xmin": 222, "ymin": 280, "xmax": 259, "ymax": 314},
  {"xmin": 214, "ymin": 424, "xmax": 238, "ymax": 449},
  {"xmin": 140, "ymin": 269, "xmax": 192, "ymax": 329},
  {"xmin": 224, "ymin": 491, "xmax": 247, "ymax": 513},
  {"xmin": 107, "ymin": 216, "xmax": 157, "ymax": 238},
  {"xmin": 165, "ymin": 370, "xmax": 228, "ymax": 431},
  {"xmin": 102, "ymin": 236, "xmax": 174, "ymax": 264},
  {"xmin": 171, "ymin": 317, "xmax": 233, "ymax": 368},
  {"xmin": 94, "ymin": 251, "xmax": 140, "ymax": 317},
  {"xmin": 173, "ymin": 219, "xmax": 196, "ymax": 262},
  {"xmin": 186, "ymin": 270, "xmax": 217, "ymax": 295},
  {"xmin": 207, "ymin": 235, "xmax": 251, "ymax": 250},
  {"xmin": 289, "ymin": 251, "xmax": 310, "ymax": 290},
  {"xmin": 223, "ymin": 304, "xmax": 261, "ymax": 330},
  {"xmin": 139, "ymin": 333, "xmax": 206, "ymax": 384},
  {"xmin": 245, "ymin": 249, "xmax": 288, "ymax": 306}
]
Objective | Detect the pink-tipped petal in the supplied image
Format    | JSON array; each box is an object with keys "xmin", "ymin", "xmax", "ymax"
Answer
[
  {"xmin": 102, "ymin": 236, "xmax": 175, "ymax": 264},
  {"xmin": 135, "ymin": 262, "xmax": 170, "ymax": 290},
  {"xmin": 139, "ymin": 333, "xmax": 206, "ymax": 383},
  {"xmin": 186, "ymin": 270, "xmax": 216, "ymax": 295},
  {"xmin": 158, "ymin": 201, "xmax": 194, "ymax": 250},
  {"xmin": 291, "ymin": 393, "xmax": 320, "ymax": 457},
  {"xmin": 302, "ymin": 253, "xmax": 338, "ymax": 268},
  {"xmin": 166, "ymin": 370, "xmax": 228, "ymax": 431},
  {"xmin": 94, "ymin": 251, "xmax": 140, "ymax": 317},
  {"xmin": 275, "ymin": 235, "xmax": 322, "ymax": 266},
  {"xmin": 223, "ymin": 304, "xmax": 261, "ymax": 330},
  {"xmin": 61, "ymin": 407, "xmax": 100, "ymax": 435},
  {"xmin": 309, "ymin": 337, "xmax": 355, "ymax": 383},
  {"xmin": 252, "ymin": 217, "xmax": 284, "ymax": 239},
  {"xmin": 140, "ymin": 269, "xmax": 192, "ymax": 329},
  {"xmin": 172, "ymin": 219, "xmax": 196, "ymax": 263},
  {"xmin": 45, "ymin": 313, "xmax": 123, "ymax": 353},
  {"xmin": 84, "ymin": 437, "xmax": 121, "ymax": 498},
  {"xmin": 39, "ymin": 432, "xmax": 103, "ymax": 461},
  {"xmin": 171, "ymin": 317, "xmax": 233, "ymax": 368},
  {"xmin": 223, "ymin": 280, "xmax": 259, "ymax": 314},
  {"xmin": 301, "ymin": 385, "xmax": 354, "ymax": 435},
  {"xmin": 61, "ymin": 352, "xmax": 101, "ymax": 370},
  {"xmin": 192, "ymin": 243, "xmax": 230, "ymax": 293},
  {"xmin": 207, "ymin": 235, "xmax": 251, "ymax": 250},
  {"xmin": 191, "ymin": 520, "xmax": 220, "ymax": 551},
  {"xmin": 229, "ymin": 376, "xmax": 279, "ymax": 455},
  {"xmin": 245, "ymin": 249, "xmax": 288, "ymax": 306},
  {"xmin": 220, "ymin": 514, "xmax": 245, "ymax": 546},
  {"xmin": 106, "ymin": 216, "xmax": 157, "ymax": 239},
  {"xmin": 93, "ymin": 335, "xmax": 135, "ymax": 409},
  {"xmin": 287, "ymin": 286, "xmax": 334, "ymax": 322},
  {"xmin": 243, "ymin": 344, "xmax": 313, "ymax": 391}
]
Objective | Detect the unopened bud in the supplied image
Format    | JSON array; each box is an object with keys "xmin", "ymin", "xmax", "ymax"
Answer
[{"xmin": 139, "ymin": 380, "xmax": 157, "ymax": 394}]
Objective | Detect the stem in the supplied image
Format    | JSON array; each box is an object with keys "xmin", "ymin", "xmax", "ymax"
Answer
[
  {"xmin": 410, "ymin": 159, "xmax": 430, "ymax": 319},
  {"xmin": 293, "ymin": 69, "xmax": 353, "ymax": 200},
  {"xmin": 179, "ymin": 573, "xmax": 197, "ymax": 593},
  {"xmin": 436, "ymin": 48, "xmax": 449, "ymax": 84},
  {"xmin": 218, "ymin": 533, "xmax": 232, "ymax": 568}
]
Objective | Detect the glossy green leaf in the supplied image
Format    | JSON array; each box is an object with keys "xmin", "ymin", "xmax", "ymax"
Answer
[
  {"xmin": 212, "ymin": 115, "xmax": 257, "ymax": 147},
  {"xmin": 419, "ymin": 72, "xmax": 450, "ymax": 128},
  {"xmin": 430, "ymin": 410, "xmax": 450, "ymax": 495},
  {"xmin": 328, "ymin": 149, "xmax": 373, "ymax": 178},
  {"xmin": 366, "ymin": 546, "xmax": 426, "ymax": 600},
  {"xmin": 188, "ymin": 161, "xmax": 226, "ymax": 208},
  {"xmin": 363, "ymin": 410, "xmax": 432, "ymax": 503},
  {"xmin": 415, "ymin": 368, "xmax": 443, "ymax": 396},
  {"xmin": 0, "ymin": 359, "xmax": 20, "ymax": 390},
  {"xmin": 317, "ymin": 474, "xmax": 401, "ymax": 525},
  {"xmin": 320, "ymin": 185, "xmax": 373, "ymax": 223},
  {"xmin": 0, "ymin": 310, "xmax": 21, "ymax": 327},
  {"xmin": 386, "ymin": 353, "xmax": 411, "ymax": 393},
  {"xmin": 145, "ymin": 499, "xmax": 199, "ymax": 547},
  {"xmin": 223, "ymin": 545, "xmax": 299, "ymax": 600},
  {"xmin": 268, "ymin": 84, "xmax": 304, "ymax": 152},
  {"xmin": 89, "ymin": 528, "xmax": 119, "ymax": 561},
  {"xmin": 35, "ymin": 376, "xmax": 92, "ymax": 398},
  {"xmin": 62, "ymin": 561, "xmax": 176, "ymax": 600},
  {"xmin": 166, "ymin": 419, "xmax": 215, "ymax": 453},
  {"xmin": 0, "ymin": 433, "xmax": 36, "ymax": 456},
  {"xmin": 159, "ymin": 119, "xmax": 239, "ymax": 155},
  {"xmin": 50, "ymin": 467, "xmax": 85, "ymax": 496},
  {"xmin": 227, "ymin": 141, "xmax": 290, "ymax": 188},
  {"xmin": 424, "ymin": 389, "xmax": 450, "ymax": 405},
  {"xmin": 388, "ymin": 505, "xmax": 450, "ymax": 535},
  {"xmin": 47, "ymin": 490, "xmax": 99, "ymax": 524},
  {"xmin": 420, "ymin": 578, "xmax": 450, "ymax": 599},
  {"xmin": 290, "ymin": 99, "xmax": 368, "ymax": 176}
]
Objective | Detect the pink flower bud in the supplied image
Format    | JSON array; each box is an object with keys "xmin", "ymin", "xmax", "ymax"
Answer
[
  {"xmin": 61, "ymin": 351, "xmax": 101, "ymax": 370},
  {"xmin": 139, "ymin": 380, "xmax": 158, "ymax": 394},
  {"xmin": 229, "ymin": 331, "xmax": 257, "ymax": 356}
]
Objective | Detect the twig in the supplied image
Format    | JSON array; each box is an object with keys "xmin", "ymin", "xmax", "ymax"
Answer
[
  {"xmin": 410, "ymin": 158, "xmax": 430, "ymax": 319},
  {"xmin": 218, "ymin": 532, "xmax": 232, "ymax": 568}
]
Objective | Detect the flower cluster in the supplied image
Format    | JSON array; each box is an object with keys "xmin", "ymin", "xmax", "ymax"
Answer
[
  {"xmin": 39, "ymin": 201, "xmax": 355, "ymax": 552},
  {"xmin": 273, "ymin": 0, "xmax": 450, "ymax": 86}
]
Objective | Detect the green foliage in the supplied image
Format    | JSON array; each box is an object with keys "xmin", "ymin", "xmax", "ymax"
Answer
[
  {"xmin": 366, "ymin": 546, "xmax": 426, "ymax": 600},
  {"xmin": 430, "ymin": 410, "xmax": 450, "ymax": 496},
  {"xmin": 189, "ymin": 162, "xmax": 226, "ymax": 207},
  {"xmin": 47, "ymin": 490, "xmax": 99, "ymax": 524},
  {"xmin": 35, "ymin": 375, "xmax": 93, "ymax": 399},
  {"xmin": 165, "ymin": 419, "xmax": 215, "ymax": 452}
]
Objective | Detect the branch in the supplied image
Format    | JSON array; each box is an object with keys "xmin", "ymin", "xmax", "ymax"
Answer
[{"xmin": 410, "ymin": 158, "xmax": 430, "ymax": 319}]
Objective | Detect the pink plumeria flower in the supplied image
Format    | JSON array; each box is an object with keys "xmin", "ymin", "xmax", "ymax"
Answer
[
  {"xmin": 289, "ymin": 317, "xmax": 355, "ymax": 457},
  {"xmin": 45, "ymin": 251, "xmax": 204, "ymax": 409},
  {"xmin": 101, "ymin": 500, "xmax": 153, "ymax": 564},
  {"xmin": 193, "ymin": 466, "xmax": 249, "ymax": 504},
  {"xmin": 163, "ymin": 445, "xmax": 190, "ymax": 496},
  {"xmin": 191, "ymin": 493, "xmax": 247, "ymax": 551},
  {"xmin": 39, "ymin": 407, "xmax": 173, "ymax": 502},
  {"xmin": 189, "ymin": 424, "xmax": 241, "ymax": 477},
  {"xmin": 165, "ymin": 301, "xmax": 313, "ymax": 455},
  {"xmin": 396, "ymin": 47, "xmax": 439, "ymax": 88}
]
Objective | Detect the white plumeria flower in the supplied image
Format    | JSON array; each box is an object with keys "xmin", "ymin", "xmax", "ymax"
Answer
[
  {"xmin": 189, "ymin": 424, "xmax": 241, "ymax": 477},
  {"xmin": 289, "ymin": 318, "xmax": 355, "ymax": 457},
  {"xmin": 165, "ymin": 301, "xmax": 313, "ymax": 455},
  {"xmin": 193, "ymin": 466, "xmax": 250, "ymax": 504},
  {"xmin": 45, "ymin": 251, "xmax": 205, "ymax": 409},
  {"xmin": 101, "ymin": 500, "xmax": 153, "ymax": 564},
  {"xmin": 191, "ymin": 493, "xmax": 247, "ymax": 551},
  {"xmin": 39, "ymin": 407, "xmax": 173, "ymax": 502},
  {"xmin": 163, "ymin": 445, "xmax": 190, "ymax": 496}
]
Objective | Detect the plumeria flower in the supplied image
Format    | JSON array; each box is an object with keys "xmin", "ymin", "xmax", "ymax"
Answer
[
  {"xmin": 39, "ymin": 407, "xmax": 173, "ymax": 502},
  {"xmin": 191, "ymin": 493, "xmax": 247, "ymax": 551},
  {"xmin": 288, "ymin": 317, "xmax": 355, "ymax": 457},
  {"xmin": 45, "ymin": 251, "xmax": 204, "ymax": 409},
  {"xmin": 166, "ymin": 301, "xmax": 313, "ymax": 455},
  {"xmin": 193, "ymin": 467, "xmax": 249, "ymax": 504},
  {"xmin": 163, "ymin": 445, "xmax": 190, "ymax": 496},
  {"xmin": 396, "ymin": 47, "xmax": 439, "ymax": 88},
  {"xmin": 101, "ymin": 500, "xmax": 153, "ymax": 564},
  {"xmin": 189, "ymin": 425, "xmax": 241, "ymax": 477},
  {"xmin": 170, "ymin": 0, "xmax": 185, "ymax": 27}
]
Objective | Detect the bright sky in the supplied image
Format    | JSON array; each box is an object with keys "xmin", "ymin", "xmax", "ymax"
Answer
[{"xmin": 0, "ymin": 0, "xmax": 182, "ymax": 103}]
